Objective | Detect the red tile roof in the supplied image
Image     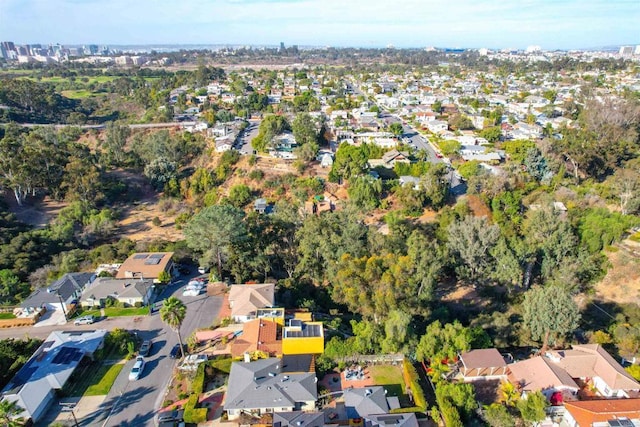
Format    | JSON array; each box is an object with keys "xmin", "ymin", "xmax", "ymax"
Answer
[{"xmin": 564, "ymin": 398, "xmax": 640, "ymax": 426}]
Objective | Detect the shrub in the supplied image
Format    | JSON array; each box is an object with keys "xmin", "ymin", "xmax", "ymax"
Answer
[
  {"xmin": 248, "ymin": 169, "xmax": 264, "ymax": 181},
  {"xmin": 402, "ymin": 359, "xmax": 427, "ymax": 411},
  {"xmin": 192, "ymin": 363, "xmax": 206, "ymax": 394},
  {"xmin": 152, "ymin": 216, "xmax": 162, "ymax": 226},
  {"xmin": 183, "ymin": 393, "xmax": 207, "ymax": 423}
]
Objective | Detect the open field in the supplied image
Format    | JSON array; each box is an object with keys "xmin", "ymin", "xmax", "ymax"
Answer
[{"xmin": 61, "ymin": 89, "xmax": 95, "ymax": 99}]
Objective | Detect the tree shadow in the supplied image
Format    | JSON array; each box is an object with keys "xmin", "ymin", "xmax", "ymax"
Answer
[{"xmin": 81, "ymin": 385, "xmax": 156, "ymax": 426}]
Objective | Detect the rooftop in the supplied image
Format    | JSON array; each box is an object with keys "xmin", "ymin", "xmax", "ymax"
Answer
[
  {"xmin": 224, "ymin": 358, "xmax": 317, "ymax": 411},
  {"xmin": 20, "ymin": 272, "xmax": 94, "ymax": 308},
  {"xmin": 283, "ymin": 319, "xmax": 323, "ymax": 339},
  {"xmin": 115, "ymin": 252, "xmax": 174, "ymax": 280}
]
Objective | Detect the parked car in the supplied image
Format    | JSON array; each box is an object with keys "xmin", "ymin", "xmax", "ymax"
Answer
[
  {"xmin": 157, "ymin": 409, "xmax": 185, "ymax": 426},
  {"xmin": 182, "ymin": 287, "xmax": 201, "ymax": 297},
  {"xmin": 129, "ymin": 356, "xmax": 145, "ymax": 381},
  {"xmin": 169, "ymin": 343, "xmax": 186, "ymax": 359},
  {"xmin": 139, "ymin": 340, "xmax": 152, "ymax": 357},
  {"xmin": 74, "ymin": 315, "xmax": 95, "ymax": 325},
  {"xmin": 197, "ymin": 266, "xmax": 209, "ymax": 274}
]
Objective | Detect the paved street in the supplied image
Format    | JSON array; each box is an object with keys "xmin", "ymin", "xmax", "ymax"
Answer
[
  {"xmin": 97, "ymin": 278, "xmax": 224, "ymax": 427},
  {"xmin": 16, "ymin": 273, "xmax": 224, "ymax": 427},
  {"xmin": 238, "ymin": 119, "xmax": 260, "ymax": 155}
]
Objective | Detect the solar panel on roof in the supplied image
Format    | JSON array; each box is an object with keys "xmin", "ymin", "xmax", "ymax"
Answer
[
  {"xmin": 133, "ymin": 254, "xmax": 149, "ymax": 259},
  {"xmin": 144, "ymin": 258, "xmax": 162, "ymax": 265},
  {"xmin": 148, "ymin": 254, "xmax": 164, "ymax": 259}
]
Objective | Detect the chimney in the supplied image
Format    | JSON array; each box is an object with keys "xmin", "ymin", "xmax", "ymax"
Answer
[{"xmin": 244, "ymin": 352, "xmax": 251, "ymax": 363}]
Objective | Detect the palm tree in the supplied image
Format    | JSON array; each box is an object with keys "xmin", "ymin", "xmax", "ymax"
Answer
[
  {"xmin": 160, "ymin": 297, "xmax": 187, "ymax": 359},
  {"xmin": 0, "ymin": 399, "xmax": 25, "ymax": 427}
]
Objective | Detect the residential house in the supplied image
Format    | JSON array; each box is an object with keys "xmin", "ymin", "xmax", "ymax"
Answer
[
  {"xmin": 459, "ymin": 348, "xmax": 508, "ymax": 380},
  {"xmin": 79, "ymin": 277, "xmax": 155, "ymax": 308},
  {"xmin": 399, "ymin": 176, "xmax": 420, "ymax": 190},
  {"xmin": 254, "ymin": 198, "xmax": 268, "ymax": 214},
  {"xmin": 544, "ymin": 345, "xmax": 640, "ymax": 398},
  {"xmin": 366, "ymin": 413, "xmax": 419, "ymax": 427},
  {"xmin": 20, "ymin": 272, "xmax": 95, "ymax": 321},
  {"xmin": 115, "ymin": 252, "xmax": 174, "ymax": 283},
  {"xmin": 228, "ymin": 283, "xmax": 276, "ymax": 323},
  {"xmin": 273, "ymin": 411, "xmax": 325, "ymax": 427},
  {"xmin": 415, "ymin": 111, "xmax": 437, "ymax": 125},
  {"xmin": 215, "ymin": 136, "xmax": 235, "ymax": 152},
  {"xmin": 381, "ymin": 150, "xmax": 410, "ymax": 168},
  {"xmin": 460, "ymin": 145, "xmax": 503, "ymax": 163},
  {"xmin": 224, "ymin": 358, "xmax": 317, "ymax": 420},
  {"xmin": 562, "ymin": 398, "xmax": 640, "ymax": 427},
  {"xmin": 426, "ymin": 120, "xmax": 448, "ymax": 133},
  {"xmin": 320, "ymin": 153, "xmax": 334, "ymax": 168},
  {"xmin": 282, "ymin": 319, "xmax": 324, "ymax": 355},
  {"xmin": 230, "ymin": 318, "xmax": 282, "ymax": 358},
  {"xmin": 508, "ymin": 356, "xmax": 580, "ymax": 400},
  {"xmin": 270, "ymin": 132, "xmax": 298, "ymax": 159},
  {"xmin": 508, "ymin": 344, "xmax": 640, "ymax": 401},
  {"xmin": 1, "ymin": 330, "xmax": 107, "ymax": 423},
  {"xmin": 343, "ymin": 387, "xmax": 400, "ymax": 418}
]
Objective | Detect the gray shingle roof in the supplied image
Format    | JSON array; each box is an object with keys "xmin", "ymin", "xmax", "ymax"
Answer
[
  {"xmin": 273, "ymin": 411, "xmax": 325, "ymax": 427},
  {"xmin": 344, "ymin": 387, "xmax": 390, "ymax": 418},
  {"xmin": 224, "ymin": 358, "xmax": 317, "ymax": 411},
  {"xmin": 20, "ymin": 272, "xmax": 94, "ymax": 308}
]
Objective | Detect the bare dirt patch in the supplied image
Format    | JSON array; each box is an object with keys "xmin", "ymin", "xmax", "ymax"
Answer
[
  {"xmin": 594, "ymin": 246, "xmax": 640, "ymax": 305},
  {"xmin": 466, "ymin": 194, "xmax": 492, "ymax": 218},
  {"xmin": 4, "ymin": 193, "xmax": 68, "ymax": 228},
  {"xmin": 108, "ymin": 169, "xmax": 185, "ymax": 242}
]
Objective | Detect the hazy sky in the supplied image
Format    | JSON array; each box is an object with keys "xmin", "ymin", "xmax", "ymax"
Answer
[{"xmin": 0, "ymin": 0, "xmax": 638, "ymax": 49}]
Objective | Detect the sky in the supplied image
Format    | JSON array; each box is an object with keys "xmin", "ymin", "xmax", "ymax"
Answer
[{"xmin": 0, "ymin": 0, "xmax": 638, "ymax": 49}]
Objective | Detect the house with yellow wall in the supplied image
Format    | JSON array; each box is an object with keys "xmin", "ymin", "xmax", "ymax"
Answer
[{"xmin": 282, "ymin": 319, "xmax": 324, "ymax": 355}]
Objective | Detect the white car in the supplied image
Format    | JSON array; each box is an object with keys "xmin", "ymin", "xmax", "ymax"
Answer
[
  {"xmin": 129, "ymin": 356, "xmax": 145, "ymax": 381},
  {"xmin": 182, "ymin": 287, "xmax": 202, "ymax": 297},
  {"xmin": 187, "ymin": 279, "xmax": 206, "ymax": 288}
]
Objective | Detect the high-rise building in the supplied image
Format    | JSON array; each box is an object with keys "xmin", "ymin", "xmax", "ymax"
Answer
[
  {"xmin": 619, "ymin": 46, "xmax": 634, "ymax": 56},
  {"xmin": 280, "ymin": 42, "xmax": 285, "ymax": 51},
  {"xmin": 1, "ymin": 41, "xmax": 16, "ymax": 52},
  {"xmin": 0, "ymin": 45, "xmax": 7, "ymax": 60}
]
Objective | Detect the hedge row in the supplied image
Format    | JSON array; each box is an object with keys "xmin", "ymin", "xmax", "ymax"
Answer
[
  {"xmin": 402, "ymin": 359, "xmax": 427, "ymax": 411},
  {"xmin": 183, "ymin": 363, "xmax": 207, "ymax": 423},
  {"xmin": 183, "ymin": 393, "xmax": 207, "ymax": 424},
  {"xmin": 436, "ymin": 394, "xmax": 463, "ymax": 427}
]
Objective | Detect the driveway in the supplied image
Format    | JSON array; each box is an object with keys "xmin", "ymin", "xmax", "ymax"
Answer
[{"xmin": 33, "ymin": 308, "xmax": 67, "ymax": 327}]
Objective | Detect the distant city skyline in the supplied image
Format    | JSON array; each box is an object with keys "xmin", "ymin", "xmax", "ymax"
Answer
[{"xmin": 0, "ymin": 0, "xmax": 638, "ymax": 50}]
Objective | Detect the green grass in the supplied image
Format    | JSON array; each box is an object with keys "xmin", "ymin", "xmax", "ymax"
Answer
[
  {"xmin": 85, "ymin": 362, "xmax": 125, "ymax": 396},
  {"xmin": 0, "ymin": 312, "xmax": 17, "ymax": 319},
  {"xmin": 630, "ymin": 232, "xmax": 640, "ymax": 242},
  {"xmin": 64, "ymin": 361, "xmax": 125, "ymax": 397},
  {"xmin": 81, "ymin": 306, "xmax": 149, "ymax": 318},
  {"xmin": 369, "ymin": 364, "xmax": 411, "ymax": 405}
]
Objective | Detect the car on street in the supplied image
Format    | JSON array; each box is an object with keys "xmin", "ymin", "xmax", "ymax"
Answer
[
  {"xmin": 197, "ymin": 266, "xmax": 209, "ymax": 274},
  {"xmin": 129, "ymin": 356, "xmax": 145, "ymax": 381},
  {"xmin": 169, "ymin": 343, "xmax": 186, "ymax": 359},
  {"xmin": 74, "ymin": 315, "xmax": 95, "ymax": 325},
  {"xmin": 157, "ymin": 409, "xmax": 185, "ymax": 427},
  {"xmin": 139, "ymin": 340, "xmax": 152, "ymax": 357}
]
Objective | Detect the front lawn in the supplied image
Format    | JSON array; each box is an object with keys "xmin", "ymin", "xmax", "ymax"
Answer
[
  {"xmin": 85, "ymin": 362, "xmax": 125, "ymax": 396},
  {"xmin": 63, "ymin": 360, "xmax": 125, "ymax": 397},
  {"xmin": 80, "ymin": 306, "xmax": 149, "ymax": 318},
  {"xmin": 0, "ymin": 312, "xmax": 17, "ymax": 319}
]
